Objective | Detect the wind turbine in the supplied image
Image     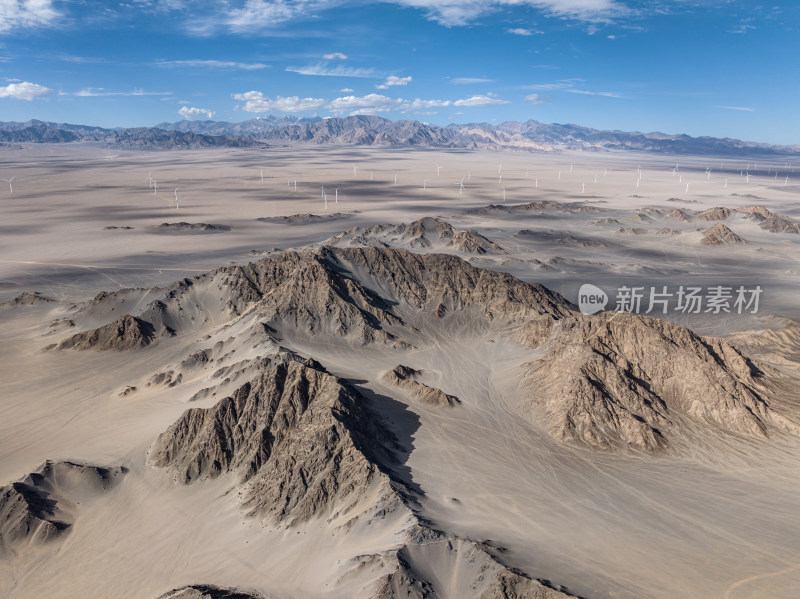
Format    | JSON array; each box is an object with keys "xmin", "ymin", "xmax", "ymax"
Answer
[
  {"xmin": 535, "ymin": 178, "xmax": 538, "ymax": 188},
  {"xmin": 423, "ymin": 178, "xmax": 429, "ymax": 189},
  {"xmin": 335, "ymin": 188, "xmax": 339, "ymax": 203},
  {"xmin": 2, "ymin": 176, "xmax": 14, "ymax": 194},
  {"xmin": 467, "ymin": 169, "xmax": 471, "ymax": 181},
  {"xmin": 685, "ymin": 183, "xmax": 690, "ymax": 193},
  {"xmin": 558, "ymin": 170, "xmax": 561, "ymax": 180},
  {"xmin": 370, "ymin": 171, "xmax": 373, "ymax": 181},
  {"xmin": 353, "ymin": 166, "xmax": 357, "ymax": 176},
  {"xmin": 146, "ymin": 171, "xmax": 153, "ymax": 189},
  {"xmin": 570, "ymin": 163, "xmax": 574, "ymax": 174},
  {"xmin": 174, "ymin": 188, "xmax": 180, "ymax": 211},
  {"xmin": 582, "ymin": 183, "xmax": 586, "ymax": 193},
  {"xmin": 706, "ymin": 168, "xmax": 711, "ymax": 180},
  {"xmin": 459, "ymin": 176, "xmax": 464, "ymax": 196},
  {"xmin": 724, "ymin": 178, "xmax": 728, "ymax": 189},
  {"xmin": 294, "ymin": 180, "xmax": 297, "ymax": 191},
  {"xmin": 498, "ymin": 162, "xmax": 502, "ymax": 173},
  {"xmin": 435, "ymin": 164, "xmax": 441, "ymax": 176},
  {"xmin": 153, "ymin": 180, "xmax": 158, "ymax": 195},
  {"xmin": 394, "ymin": 174, "xmax": 398, "ymax": 185},
  {"xmin": 502, "ymin": 187, "xmax": 506, "ymax": 202},
  {"xmin": 746, "ymin": 172, "xmax": 751, "ymax": 183},
  {"xmin": 260, "ymin": 169, "xmax": 264, "ymax": 182}
]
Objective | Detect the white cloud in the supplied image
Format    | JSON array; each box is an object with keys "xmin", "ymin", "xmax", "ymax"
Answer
[
  {"xmin": 729, "ymin": 23, "xmax": 755, "ymax": 34},
  {"xmin": 405, "ymin": 98, "xmax": 451, "ymax": 109},
  {"xmin": 376, "ymin": 75, "xmax": 412, "ymax": 89},
  {"xmin": 451, "ymin": 77, "xmax": 493, "ymax": 85},
  {"xmin": 339, "ymin": 87, "xmax": 354, "ymax": 92},
  {"xmin": 71, "ymin": 88, "xmax": 172, "ymax": 97},
  {"xmin": 215, "ymin": 0, "xmax": 625, "ymax": 33},
  {"xmin": 0, "ymin": 0, "xmax": 60, "ymax": 33},
  {"xmin": 286, "ymin": 64, "xmax": 378, "ymax": 78},
  {"xmin": 223, "ymin": 0, "xmax": 300, "ymax": 31},
  {"xmin": 506, "ymin": 27, "xmax": 543, "ymax": 35},
  {"xmin": 453, "ymin": 94, "xmax": 510, "ymax": 107},
  {"xmin": 387, "ymin": 0, "xmax": 625, "ymax": 27},
  {"xmin": 232, "ymin": 90, "xmax": 328, "ymax": 112},
  {"xmin": 524, "ymin": 93, "xmax": 549, "ymax": 105},
  {"xmin": 157, "ymin": 59, "xmax": 269, "ymax": 70},
  {"xmin": 323, "ymin": 52, "xmax": 347, "ymax": 60},
  {"xmin": 720, "ymin": 106, "xmax": 755, "ymax": 112},
  {"xmin": 327, "ymin": 93, "xmax": 401, "ymax": 114},
  {"xmin": 0, "ymin": 81, "xmax": 53, "ymax": 100},
  {"xmin": 179, "ymin": 106, "xmax": 215, "ymax": 119}
]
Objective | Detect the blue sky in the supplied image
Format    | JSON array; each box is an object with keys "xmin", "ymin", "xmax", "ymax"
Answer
[{"xmin": 0, "ymin": 0, "xmax": 798, "ymax": 144}]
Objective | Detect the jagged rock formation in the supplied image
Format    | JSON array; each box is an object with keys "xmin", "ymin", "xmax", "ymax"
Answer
[
  {"xmin": 256, "ymin": 212, "xmax": 349, "ymax": 225},
  {"xmin": 152, "ymin": 222, "xmax": 231, "ymax": 232},
  {"xmin": 57, "ymin": 314, "xmax": 165, "ymax": 350},
  {"xmin": 468, "ymin": 201, "xmax": 601, "ymax": 217},
  {"xmin": 325, "ymin": 218, "xmax": 505, "ymax": 255},
  {"xmin": 760, "ymin": 214, "xmax": 800, "ymax": 233},
  {"xmin": 156, "ymin": 585, "xmax": 265, "ymax": 599},
  {"xmin": 0, "ymin": 461, "xmax": 125, "ymax": 555},
  {"xmin": 701, "ymin": 223, "xmax": 744, "ymax": 245},
  {"xmin": 369, "ymin": 526, "xmax": 577, "ymax": 599},
  {"xmin": 517, "ymin": 312, "xmax": 797, "ymax": 451},
  {"xmin": 149, "ymin": 355, "xmax": 403, "ymax": 525},
  {"xmin": 1, "ymin": 291, "xmax": 54, "ymax": 306},
  {"xmin": 382, "ymin": 365, "xmax": 460, "ymax": 407},
  {"xmin": 64, "ymin": 247, "xmax": 566, "ymax": 352},
  {"xmin": 695, "ymin": 206, "xmax": 732, "ymax": 221}
]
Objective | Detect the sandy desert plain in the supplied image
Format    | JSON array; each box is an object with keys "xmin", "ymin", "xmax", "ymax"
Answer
[{"xmin": 1, "ymin": 142, "xmax": 800, "ymax": 599}]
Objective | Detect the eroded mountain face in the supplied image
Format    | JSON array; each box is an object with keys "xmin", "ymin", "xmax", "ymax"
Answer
[{"xmin": 6, "ymin": 246, "xmax": 800, "ymax": 598}]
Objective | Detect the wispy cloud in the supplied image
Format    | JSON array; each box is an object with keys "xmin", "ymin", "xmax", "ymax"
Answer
[
  {"xmin": 178, "ymin": 105, "xmax": 215, "ymax": 119},
  {"xmin": 453, "ymin": 94, "xmax": 510, "ymax": 107},
  {"xmin": 720, "ymin": 105, "xmax": 755, "ymax": 112},
  {"xmin": 567, "ymin": 88, "xmax": 626, "ymax": 98},
  {"xmin": 323, "ymin": 52, "xmax": 347, "ymax": 60},
  {"xmin": 69, "ymin": 88, "xmax": 172, "ymax": 97},
  {"xmin": 524, "ymin": 78, "xmax": 627, "ymax": 98},
  {"xmin": 0, "ymin": 0, "xmax": 60, "ymax": 33},
  {"xmin": 0, "ymin": 81, "xmax": 53, "ymax": 100},
  {"xmin": 525, "ymin": 93, "xmax": 550, "ymax": 105},
  {"xmin": 286, "ymin": 64, "xmax": 379, "ymax": 78},
  {"xmin": 211, "ymin": 0, "xmax": 627, "ymax": 33},
  {"xmin": 506, "ymin": 27, "xmax": 543, "ymax": 35},
  {"xmin": 156, "ymin": 59, "xmax": 270, "ymax": 70},
  {"xmin": 450, "ymin": 77, "xmax": 493, "ymax": 85},
  {"xmin": 376, "ymin": 75, "xmax": 412, "ymax": 89},
  {"xmin": 339, "ymin": 87, "xmax": 354, "ymax": 92},
  {"xmin": 729, "ymin": 18, "xmax": 755, "ymax": 34},
  {"xmin": 388, "ymin": 0, "xmax": 627, "ymax": 27}
]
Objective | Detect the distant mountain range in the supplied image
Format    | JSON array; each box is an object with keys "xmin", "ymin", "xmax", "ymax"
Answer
[{"xmin": 1, "ymin": 116, "xmax": 798, "ymax": 156}]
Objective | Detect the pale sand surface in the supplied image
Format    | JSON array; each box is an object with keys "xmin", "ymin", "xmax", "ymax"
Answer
[{"xmin": 1, "ymin": 143, "xmax": 799, "ymax": 599}]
